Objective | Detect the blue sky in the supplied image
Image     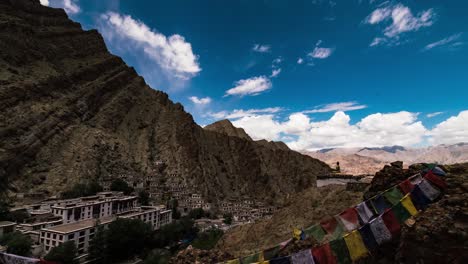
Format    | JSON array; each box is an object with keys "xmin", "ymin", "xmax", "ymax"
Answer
[{"xmin": 42, "ymin": 0, "xmax": 468, "ymax": 150}]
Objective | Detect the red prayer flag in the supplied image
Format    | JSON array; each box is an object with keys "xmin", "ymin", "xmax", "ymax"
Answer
[
  {"xmin": 338, "ymin": 208, "xmax": 360, "ymax": 231},
  {"xmin": 320, "ymin": 217, "xmax": 339, "ymax": 234},
  {"xmin": 399, "ymin": 179, "xmax": 414, "ymax": 194},
  {"xmin": 424, "ymin": 171, "xmax": 447, "ymax": 190},
  {"xmin": 312, "ymin": 243, "xmax": 337, "ymax": 264},
  {"xmin": 382, "ymin": 209, "xmax": 400, "ymax": 237}
]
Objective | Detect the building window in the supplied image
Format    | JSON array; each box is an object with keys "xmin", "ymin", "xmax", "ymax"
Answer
[
  {"xmin": 79, "ymin": 231, "xmax": 85, "ymax": 237},
  {"xmin": 68, "ymin": 234, "xmax": 74, "ymax": 240}
]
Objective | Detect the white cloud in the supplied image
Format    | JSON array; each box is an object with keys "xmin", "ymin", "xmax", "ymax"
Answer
[
  {"xmin": 209, "ymin": 107, "xmax": 283, "ymax": 119},
  {"xmin": 232, "ymin": 115, "xmax": 283, "ymax": 141},
  {"xmin": 230, "ymin": 110, "xmax": 428, "ymax": 150},
  {"xmin": 189, "ymin": 96, "xmax": 211, "ymax": 105},
  {"xmin": 252, "ymin": 44, "xmax": 271, "ymax": 53},
  {"xmin": 366, "ymin": 6, "xmax": 392, "ymax": 24},
  {"xmin": 423, "ymin": 33, "xmax": 463, "ymax": 51},
  {"xmin": 370, "ymin": 37, "xmax": 386, "ymax": 47},
  {"xmin": 429, "ymin": 111, "xmax": 468, "ymax": 145},
  {"xmin": 365, "ymin": 4, "xmax": 435, "ymax": 46},
  {"xmin": 270, "ymin": 68, "xmax": 281, "ymax": 78},
  {"xmin": 297, "ymin": 58, "xmax": 304, "ymax": 64},
  {"xmin": 225, "ymin": 76, "xmax": 272, "ymax": 97},
  {"xmin": 308, "ymin": 47, "xmax": 333, "ymax": 59},
  {"xmin": 272, "ymin": 57, "xmax": 283, "ymax": 64},
  {"xmin": 303, "ymin": 101, "xmax": 367, "ymax": 113},
  {"xmin": 46, "ymin": 0, "xmax": 80, "ymax": 14},
  {"xmin": 426, "ymin": 112, "xmax": 444, "ymax": 118},
  {"xmin": 99, "ymin": 12, "xmax": 201, "ymax": 80}
]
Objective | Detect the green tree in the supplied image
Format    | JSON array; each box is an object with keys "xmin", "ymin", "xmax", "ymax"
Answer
[
  {"xmin": 138, "ymin": 190, "xmax": 150, "ymax": 206},
  {"xmin": 44, "ymin": 241, "xmax": 78, "ymax": 264},
  {"xmin": 142, "ymin": 249, "xmax": 170, "ymax": 264},
  {"xmin": 0, "ymin": 200, "xmax": 12, "ymax": 220},
  {"xmin": 0, "ymin": 232, "xmax": 33, "ymax": 257},
  {"xmin": 188, "ymin": 208, "xmax": 205, "ymax": 220},
  {"xmin": 153, "ymin": 217, "xmax": 197, "ymax": 248},
  {"xmin": 88, "ymin": 225, "xmax": 107, "ymax": 264},
  {"xmin": 223, "ymin": 213, "xmax": 233, "ymax": 225},
  {"xmin": 105, "ymin": 218, "xmax": 152, "ymax": 262},
  {"xmin": 62, "ymin": 181, "xmax": 103, "ymax": 199},
  {"xmin": 192, "ymin": 228, "xmax": 224, "ymax": 250},
  {"xmin": 110, "ymin": 179, "xmax": 134, "ymax": 195},
  {"xmin": 167, "ymin": 199, "xmax": 180, "ymax": 219}
]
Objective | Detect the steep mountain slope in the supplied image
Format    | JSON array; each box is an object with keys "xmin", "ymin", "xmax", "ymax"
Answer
[
  {"xmin": 0, "ymin": 0, "xmax": 330, "ymax": 203},
  {"xmin": 216, "ymin": 185, "xmax": 363, "ymax": 257}
]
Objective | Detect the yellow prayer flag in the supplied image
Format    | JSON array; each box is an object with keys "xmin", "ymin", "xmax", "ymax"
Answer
[
  {"xmin": 226, "ymin": 259, "xmax": 241, "ymax": 264},
  {"xmin": 401, "ymin": 194, "xmax": 418, "ymax": 216},
  {"xmin": 293, "ymin": 228, "xmax": 302, "ymax": 240},
  {"xmin": 344, "ymin": 230, "xmax": 369, "ymax": 261}
]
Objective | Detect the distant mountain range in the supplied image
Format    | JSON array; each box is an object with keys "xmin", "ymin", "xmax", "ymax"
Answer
[{"xmin": 304, "ymin": 143, "xmax": 468, "ymax": 175}]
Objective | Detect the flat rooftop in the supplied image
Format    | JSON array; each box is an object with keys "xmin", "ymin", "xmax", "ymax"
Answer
[
  {"xmin": 42, "ymin": 216, "xmax": 115, "ymax": 234},
  {"xmin": 0, "ymin": 221, "xmax": 16, "ymax": 227}
]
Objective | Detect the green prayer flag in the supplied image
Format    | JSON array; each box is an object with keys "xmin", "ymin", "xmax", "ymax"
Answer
[
  {"xmin": 384, "ymin": 187, "xmax": 404, "ymax": 205},
  {"xmin": 392, "ymin": 202, "xmax": 411, "ymax": 224},
  {"xmin": 241, "ymin": 252, "xmax": 260, "ymax": 263},
  {"xmin": 263, "ymin": 246, "xmax": 279, "ymax": 260},
  {"xmin": 330, "ymin": 237, "xmax": 352, "ymax": 264},
  {"xmin": 330, "ymin": 221, "xmax": 346, "ymax": 241},
  {"xmin": 304, "ymin": 224, "xmax": 326, "ymax": 242}
]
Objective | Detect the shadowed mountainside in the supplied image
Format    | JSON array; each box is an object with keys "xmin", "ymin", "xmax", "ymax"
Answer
[{"xmin": 0, "ymin": 0, "xmax": 330, "ymax": 205}]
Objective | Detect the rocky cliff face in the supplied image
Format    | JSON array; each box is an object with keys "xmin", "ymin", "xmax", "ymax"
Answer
[
  {"xmin": 0, "ymin": 0, "xmax": 330, "ymax": 204},
  {"xmin": 362, "ymin": 162, "xmax": 468, "ymax": 263}
]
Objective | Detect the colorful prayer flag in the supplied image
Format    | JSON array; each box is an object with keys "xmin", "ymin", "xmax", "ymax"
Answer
[
  {"xmin": 320, "ymin": 217, "xmax": 345, "ymax": 240},
  {"xmin": 418, "ymin": 179, "xmax": 441, "ymax": 201},
  {"xmin": 370, "ymin": 194, "xmax": 391, "ymax": 215},
  {"xmin": 337, "ymin": 208, "xmax": 360, "ymax": 231},
  {"xmin": 269, "ymin": 256, "xmax": 292, "ymax": 264},
  {"xmin": 401, "ymin": 194, "xmax": 418, "ymax": 216},
  {"xmin": 432, "ymin": 166, "xmax": 446, "ymax": 176},
  {"xmin": 293, "ymin": 228, "xmax": 303, "ymax": 240},
  {"xmin": 369, "ymin": 216, "xmax": 392, "ymax": 245},
  {"xmin": 424, "ymin": 171, "xmax": 447, "ymax": 190},
  {"xmin": 383, "ymin": 187, "xmax": 403, "ymax": 205},
  {"xmin": 410, "ymin": 174, "xmax": 423, "ymax": 185},
  {"xmin": 356, "ymin": 201, "xmax": 374, "ymax": 224},
  {"xmin": 291, "ymin": 249, "xmax": 315, "ymax": 264},
  {"xmin": 329, "ymin": 237, "xmax": 352, "ymax": 264},
  {"xmin": 343, "ymin": 230, "xmax": 369, "ymax": 261},
  {"xmin": 303, "ymin": 224, "xmax": 326, "ymax": 242},
  {"xmin": 382, "ymin": 209, "xmax": 400, "ymax": 237},
  {"xmin": 312, "ymin": 243, "xmax": 337, "ymax": 264},
  {"xmin": 358, "ymin": 224, "xmax": 378, "ymax": 251},
  {"xmin": 391, "ymin": 202, "xmax": 411, "ymax": 224},
  {"xmin": 410, "ymin": 185, "xmax": 431, "ymax": 211},
  {"xmin": 398, "ymin": 179, "xmax": 414, "ymax": 194}
]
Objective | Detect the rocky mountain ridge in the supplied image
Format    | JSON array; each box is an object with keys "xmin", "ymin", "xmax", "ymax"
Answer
[
  {"xmin": 0, "ymin": 0, "xmax": 330, "ymax": 205},
  {"xmin": 305, "ymin": 143, "xmax": 468, "ymax": 175}
]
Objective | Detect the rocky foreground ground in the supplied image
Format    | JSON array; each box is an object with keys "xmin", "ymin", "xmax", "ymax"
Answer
[{"xmin": 172, "ymin": 162, "xmax": 468, "ymax": 263}]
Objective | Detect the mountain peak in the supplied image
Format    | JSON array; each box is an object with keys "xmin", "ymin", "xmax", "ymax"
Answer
[
  {"xmin": 359, "ymin": 145, "xmax": 406, "ymax": 153},
  {"xmin": 204, "ymin": 119, "xmax": 253, "ymax": 141}
]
